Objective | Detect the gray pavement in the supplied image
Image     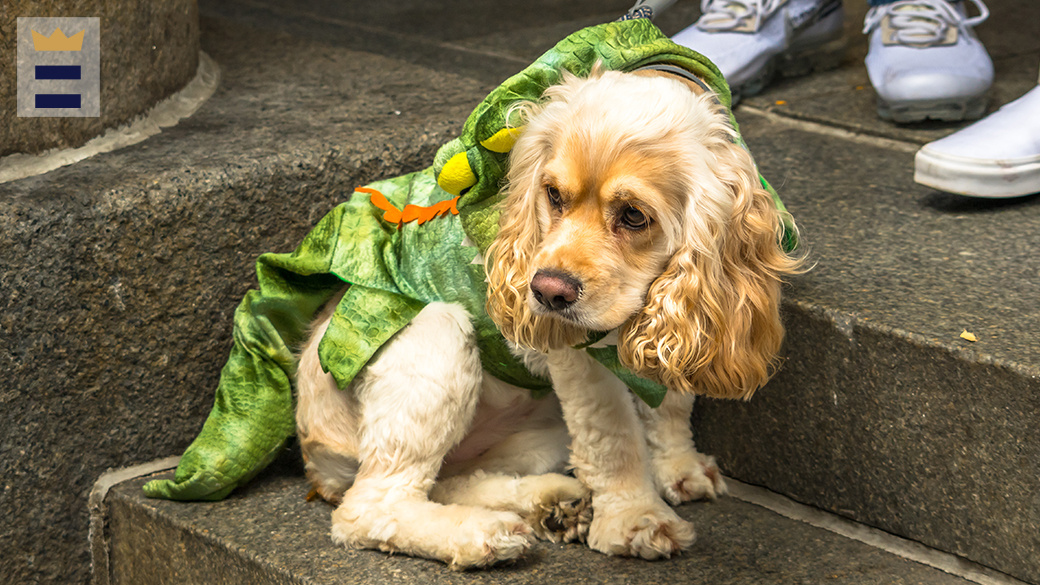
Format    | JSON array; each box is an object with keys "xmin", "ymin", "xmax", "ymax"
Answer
[{"xmin": 100, "ymin": 456, "xmax": 980, "ymax": 585}]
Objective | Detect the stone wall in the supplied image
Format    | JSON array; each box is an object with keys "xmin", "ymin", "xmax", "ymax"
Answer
[
  {"xmin": 0, "ymin": 15, "xmax": 479, "ymax": 582},
  {"xmin": 0, "ymin": 0, "xmax": 199, "ymax": 156}
]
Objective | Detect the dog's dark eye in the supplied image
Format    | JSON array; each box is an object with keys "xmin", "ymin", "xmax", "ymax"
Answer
[
  {"xmin": 619, "ymin": 206, "xmax": 650, "ymax": 231},
  {"xmin": 546, "ymin": 186, "xmax": 563, "ymax": 210}
]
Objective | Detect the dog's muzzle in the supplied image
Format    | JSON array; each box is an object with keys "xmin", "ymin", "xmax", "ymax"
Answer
[{"xmin": 530, "ymin": 269, "xmax": 583, "ymax": 312}]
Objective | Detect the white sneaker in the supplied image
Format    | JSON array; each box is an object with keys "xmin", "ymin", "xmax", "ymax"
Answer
[
  {"xmin": 671, "ymin": 0, "xmax": 846, "ymax": 103},
  {"xmin": 915, "ymin": 83, "xmax": 1040, "ymax": 197},
  {"xmin": 863, "ymin": 0, "xmax": 993, "ymax": 123}
]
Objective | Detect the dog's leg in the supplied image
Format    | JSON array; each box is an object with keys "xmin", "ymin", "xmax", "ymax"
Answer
[
  {"xmin": 296, "ymin": 289, "xmax": 359, "ymax": 505},
  {"xmin": 432, "ymin": 397, "xmax": 591, "ymax": 543},
  {"xmin": 329, "ymin": 302, "xmax": 532, "ymax": 569},
  {"xmin": 546, "ymin": 347, "xmax": 696, "ymax": 559},
  {"xmin": 636, "ymin": 392, "xmax": 728, "ymax": 505}
]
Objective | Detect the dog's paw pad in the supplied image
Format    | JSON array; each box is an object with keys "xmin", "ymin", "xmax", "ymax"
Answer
[
  {"xmin": 516, "ymin": 474, "xmax": 592, "ymax": 543},
  {"xmin": 531, "ymin": 496, "xmax": 593, "ymax": 543}
]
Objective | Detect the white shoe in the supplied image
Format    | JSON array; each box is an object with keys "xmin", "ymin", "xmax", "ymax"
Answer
[
  {"xmin": 915, "ymin": 84, "xmax": 1040, "ymax": 197},
  {"xmin": 863, "ymin": 0, "xmax": 993, "ymax": 123},
  {"xmin": 671, "ymin": 0, "xmax": 845, "ymax": 103}
]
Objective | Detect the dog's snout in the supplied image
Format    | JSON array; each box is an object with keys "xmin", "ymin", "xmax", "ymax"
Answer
[{"xmin": 531, "ymin": 270, "xmax": 582, "ymax": 311}]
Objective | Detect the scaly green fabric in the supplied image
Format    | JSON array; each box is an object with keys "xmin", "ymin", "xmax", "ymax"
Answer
[{"xmin": 143, "ymin": 18, "xmax": 797, "ymax": 501}]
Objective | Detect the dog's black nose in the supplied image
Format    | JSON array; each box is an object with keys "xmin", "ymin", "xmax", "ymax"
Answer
[{"xmin": 530, "ymin": 270, "xmax": 582, "ymax": 311}]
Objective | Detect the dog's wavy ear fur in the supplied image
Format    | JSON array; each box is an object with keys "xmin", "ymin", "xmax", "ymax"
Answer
[
  {"xmin": 487, "ymin": 68, "xmax": 802, "ymax": 396},
  {"xmin": 618, "ymin": 138, "xmax": 802, "ymax": 400},
  {"xmin": 485, "ymin": 72, "xmax": 589, "ymax": 352}
]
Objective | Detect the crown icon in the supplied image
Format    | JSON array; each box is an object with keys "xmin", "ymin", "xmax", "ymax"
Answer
[{"xmin": 31, "ymin": 28, "xmax": 85, "ymax": 51}]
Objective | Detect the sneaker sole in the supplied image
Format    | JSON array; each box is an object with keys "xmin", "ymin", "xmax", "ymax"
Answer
[
  {"xmin": 915, "ymin": 147, "xmax": 1040, "ymax": 198},
  {"xmin": 733, "ymin": 36, "xmax": 847, "ymax": 104},
  {"xmin": 878, "ymin": 95, "xmax": 989, "ymax": 124}
]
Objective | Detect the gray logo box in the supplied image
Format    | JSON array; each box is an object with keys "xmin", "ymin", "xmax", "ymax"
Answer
[{"xmin": 17, "ymin": 17, "xmax": 101, "ymax": 118}]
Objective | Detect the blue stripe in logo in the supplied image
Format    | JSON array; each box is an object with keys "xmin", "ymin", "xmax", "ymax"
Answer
[
  {"xmin": 35, "ymin": 94, "xmax": 82, "ymax": 108},
  {"xmin": 35, "ymin": 65, "xmax": 82, "ymax": 80}
]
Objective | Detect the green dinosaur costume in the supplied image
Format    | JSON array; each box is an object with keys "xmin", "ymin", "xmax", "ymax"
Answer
[{"xmin": 143, "ymin": 18, "xmax": 796, "ymax": 502}]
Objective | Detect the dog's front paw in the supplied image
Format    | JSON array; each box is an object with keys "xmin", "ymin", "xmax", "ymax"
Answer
[
  {"xmin": 463, "ymin": 513, "xmax": 535, "ymax": 570},
  {"xmin": 587, "ymin": 494, "xmax": 696, "ymax": 559},
  {"xmin": 420, "ymin": 510, "xmax": 534, "ymax": 570},
  {"xmin": 332, "ymin": 502, "xmax": 532, "ymax": 569},
  {"xmin": 653, "ymin": 450, "xmax": 728, "ymax": 505}
]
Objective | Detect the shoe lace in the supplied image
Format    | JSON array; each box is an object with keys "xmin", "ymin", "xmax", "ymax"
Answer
[
  {"xmin": 696, "ymin": 0, "xmax": 786, "ymax": 32},
  {"xmin": 862, "ymin": 0, "xmax": 989, "ymax": 46}
]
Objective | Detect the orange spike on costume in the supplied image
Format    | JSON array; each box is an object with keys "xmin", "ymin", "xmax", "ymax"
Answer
[
  {"xmin": 401, "ymin": 197, "xmax": 460, "ymax": 225},
  {"xmin": 358, "ymin": 187, "xmax": 402, "ymax": 225},
  {"xmin": 356, "ymin": 186, "xmax": 459, "ymax": 228}
]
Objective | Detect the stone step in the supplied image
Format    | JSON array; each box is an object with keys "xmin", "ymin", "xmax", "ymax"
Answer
[
  {"xmin": 0, "ymin": 14, "xmax": 492, "ymax": 585},
  {"xmin": 91, "ymin": 455, "xmax": 1013, "ymax": 585},
  {"xmin": 695, "ymin": 106, "xmax": 1040, "ymax": 585}
]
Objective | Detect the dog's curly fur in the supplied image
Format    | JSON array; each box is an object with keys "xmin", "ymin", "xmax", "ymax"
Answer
[{"xmin": 295, "ymin": 67, "xmax": 802, "ymax": 569}]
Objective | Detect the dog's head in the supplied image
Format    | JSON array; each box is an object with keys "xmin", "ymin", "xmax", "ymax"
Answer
[{"xmin": 485, "ymin": 67, "xmax": 802, "ymax": 400}]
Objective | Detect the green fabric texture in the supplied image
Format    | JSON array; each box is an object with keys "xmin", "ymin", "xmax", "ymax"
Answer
[
  {"xmin": 431, "ymin": 17, "xmax": 796, "ymax": 253},
  {"xmin": 143, "ymin": 18, "xmax": 797, "ymax": 502}
]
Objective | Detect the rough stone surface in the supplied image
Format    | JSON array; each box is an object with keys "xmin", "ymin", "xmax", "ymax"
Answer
[
  {"xmin": 197, "ymin": 0, "xmax": 654, "ymax": 81},
  {"xmin": 693, "ymin": 110, "xmax": 1040, "ymax": 584},
  {"xmin": 695, "ymin": 304, "xmax": 1040, "ymax": 584},
  {"xmin": 0, "ymin": 17, "xmax": 486, "ymax": 585},
  {"xmin": 0, "ymin": 0, "xmax": 200, "ymax": 156},
  {"xmin": 202, "ymin": 0, "xmax": 1040, "ymax": 145},
  {"xmin": 742, "ymin": 110, "xmax": 1040, "ymax": 371},
  {"xmin": 99, "ymin": 458, "xmax": 978, "ymax": 585}
]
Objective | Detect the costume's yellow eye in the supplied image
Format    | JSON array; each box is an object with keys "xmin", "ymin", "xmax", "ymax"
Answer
[
  {"xmin": 437, "ymin": 152, "xmax": 477, "ymax": 195},
  {"xmin": 480, "ymin": 126, "xmax": 524, "ymax": 153}
]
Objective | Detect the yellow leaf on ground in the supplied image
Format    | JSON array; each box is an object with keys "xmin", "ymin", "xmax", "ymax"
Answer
[{"xmin": 960, "ymin": 329, "xmax": 978, "ymax": 342}]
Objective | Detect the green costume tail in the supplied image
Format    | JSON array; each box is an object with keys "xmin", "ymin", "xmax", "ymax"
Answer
[{"xmin": 144, "ymin": 18, "xmax": 797, "ymax": 502}]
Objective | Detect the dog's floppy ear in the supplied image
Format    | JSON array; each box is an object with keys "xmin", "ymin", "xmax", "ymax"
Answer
[
  {"xmin": 485, "ymin": 84, "xmax": 587, "ymax": 352},
  {"xmin": 619, "ymin": 140, "xmax": 802, "ymax": 400}
]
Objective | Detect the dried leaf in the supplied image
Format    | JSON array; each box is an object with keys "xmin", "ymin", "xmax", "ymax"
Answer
[{"xmin": 960, "ymin": 329, "xmax": 977, "ymax": 342}]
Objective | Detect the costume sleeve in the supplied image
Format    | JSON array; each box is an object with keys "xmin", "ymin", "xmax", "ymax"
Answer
[{"xmin": 143, "ymin": 208, "xmax": 348, "ymax": 501}]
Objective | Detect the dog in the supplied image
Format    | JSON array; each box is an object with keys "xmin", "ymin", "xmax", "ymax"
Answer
[{"xmin": 293, "ymin": 66, "xmax": 801, "ymax": 568}]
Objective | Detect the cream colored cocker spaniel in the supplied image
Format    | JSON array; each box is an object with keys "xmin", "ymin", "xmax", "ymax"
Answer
[{"xmin": 295, "ymin": 66, "xmax": 801, "ymax": 568}]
